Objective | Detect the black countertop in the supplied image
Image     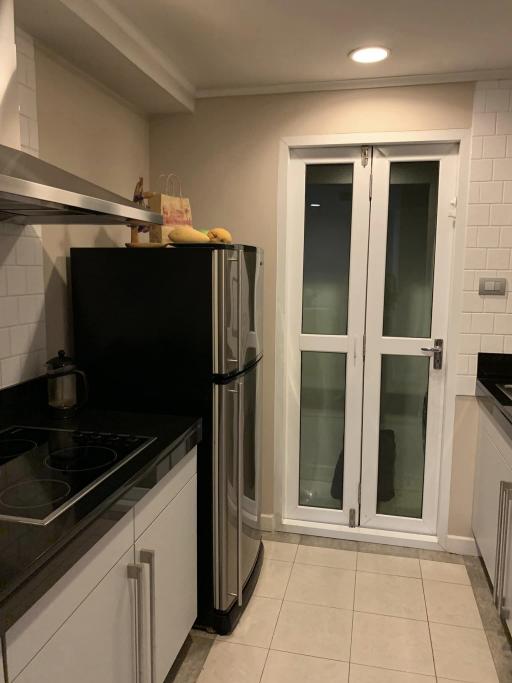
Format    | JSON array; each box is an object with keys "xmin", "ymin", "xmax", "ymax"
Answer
[
  {"xmin": 0, "ymin": 380, "xmax": 202, "ymax": 634},
  {"xmin": 476, "ymin": 353, "xmax": 512, "ymax": 440}
]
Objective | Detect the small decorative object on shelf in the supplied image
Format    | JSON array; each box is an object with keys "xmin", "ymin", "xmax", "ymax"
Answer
[{"xmin": 126, "ymin": 177, "xmax": 162, "ymax": 248}]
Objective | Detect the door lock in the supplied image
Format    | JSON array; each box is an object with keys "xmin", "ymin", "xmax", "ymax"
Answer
[{"xmin": 420, "ymin": 339, "xmax": 443, "ymax": 370}]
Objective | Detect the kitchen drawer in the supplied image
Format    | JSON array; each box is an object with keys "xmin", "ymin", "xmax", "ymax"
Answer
[
  {"xmin": 134, "ymin": 447, "xmax": 197, "ymax": 539},
  {"xmin": 6, "ymin": 514, "xmax": 133, "ymax": 681}
]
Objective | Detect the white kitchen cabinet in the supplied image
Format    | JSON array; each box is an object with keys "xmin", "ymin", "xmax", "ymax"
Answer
[
  {"xmin": 135, "ymin": 474, "xmax": 197, "ymax": 683},
  {"xmin": 13, "ymin": 548, "xmax": 137, "ymax": 683},
  {"xmin": 6, "ymin": 447, "xmax": 198, "ymax": 683},
  {"xmin": 472, "ymin": 407, "xmax": 512, "ymax": 581}
]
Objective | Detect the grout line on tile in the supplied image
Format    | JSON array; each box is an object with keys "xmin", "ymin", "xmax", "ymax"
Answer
[{"xmin": 420, "ymin": 576, "xmax": 438, "ymax": 680}]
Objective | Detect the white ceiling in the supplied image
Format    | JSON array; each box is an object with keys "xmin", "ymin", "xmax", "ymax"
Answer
[
  {"xmin": 14, "ymin": 0, "xmax": 512, "ymax": 113},
  {"xmin": 107, "ymin": 0, "xmax": 512, "ymax": 92}
]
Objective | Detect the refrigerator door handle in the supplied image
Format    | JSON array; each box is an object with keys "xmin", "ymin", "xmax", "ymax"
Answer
[{"xmin": 237, "ymin": 379, "xmax": 244, "ymax": 607}]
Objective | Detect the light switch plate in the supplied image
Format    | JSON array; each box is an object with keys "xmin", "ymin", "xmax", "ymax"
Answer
[{"xmin": 478, "ymin": 277, "xmax": 507, "ymax": 295}]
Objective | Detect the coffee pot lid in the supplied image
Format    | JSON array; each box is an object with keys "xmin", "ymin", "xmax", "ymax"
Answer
[{"xmin": 46, "ymin": 350, "xmax": 76, "ymax": 374}]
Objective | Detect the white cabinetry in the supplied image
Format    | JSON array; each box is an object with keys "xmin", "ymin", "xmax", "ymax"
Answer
[
  {"xmin": 13, "ymin": 549, "xmax": 137, "ymax": 683},
  {"xmin": 135, "ymin": 476, "xmax": 197, "ymax": 682},
  {"xmin": 6, "ymin": 448, "xmax": 197, "ymax": 683},
  {"xmin": 473, "ymin": 406, "xmax": 512, "ymax": 635}
]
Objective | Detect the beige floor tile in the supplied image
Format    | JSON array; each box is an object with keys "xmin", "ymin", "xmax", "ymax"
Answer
[
  {"xmin": 271, "ymin": 600, "xmax": 352, "ymax": 661},
  {"xmin": 285, "ymin": 562, "xmax": 355, "ymax": 609},
  {"xmin": 423, "ymin": 579, "xmax": 483, "ymax": 629},
  {"xmin": 295, "ymin": 544, "xmax": 357, "ymax": 570},
  {"xmin": 356, "ymin": 551, "xmax": 421, "ymax": 578},
  {"xmin": 351, "ymin": 612, "xmax": 434, "ymax": 676},
  {"xmin": 261, "ymin": 650, "xmax": 349, "ymax": 683},
  {"xmin": 354, "ymin": 572, "xmax": 426, "ymax": 621},
  {"xmin": 197, "ymin": 641, "xmax": 267, "ymax": 683},
  {"xmin": 221, "ymin": 596, "xmax": 281, "ymax": 648},
  {"xmin": 263, "ymin": 540, "xmax": 298, "ymax": 562},
  {"xmin": 430, "ymin": 622, "xmax": 498, "ymax": 682},
  {"xmin": 419, "ymin": 559, "xmax": 470, "ymax": 585},
  {"xmin": 255, "ymin": 559, "xmax": 292, "ymax": 599},
  {"xmin": 349, "ymin": 663, "xmax": 435, "ymax": 682}
]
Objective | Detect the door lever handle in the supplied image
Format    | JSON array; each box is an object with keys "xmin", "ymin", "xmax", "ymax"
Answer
[{"xmin": 420, "ymin": 339, "xmax": 443, "ymax": 370}]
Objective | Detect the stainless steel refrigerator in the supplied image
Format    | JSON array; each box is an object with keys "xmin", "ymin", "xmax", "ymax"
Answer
[{"xmin": 71, "ymin": 244, "xmax": 264, "ymax": 633}]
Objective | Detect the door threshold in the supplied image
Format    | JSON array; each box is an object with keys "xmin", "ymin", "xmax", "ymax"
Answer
[{"xmin": 278, "ymin": 517, "xmax": 444, "ymax": 551}]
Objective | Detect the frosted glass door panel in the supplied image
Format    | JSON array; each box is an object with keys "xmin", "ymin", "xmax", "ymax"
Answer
[
  {"xmin": 299, "ymin": 351, "xmax": 346, "ymax": 509},
  {"xmin": 302, "ymin": 164, "xmax": 353, "ymax": 335},
  {"xmin": 383, "ymin": 162, "xmax": 439, "ymax": 338},
  {"xmin": 377, "ymin": 355, "xmax": 430, "ymax": 518}
]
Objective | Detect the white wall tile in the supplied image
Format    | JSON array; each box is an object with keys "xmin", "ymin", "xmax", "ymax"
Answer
[
  {"xmin": 469, "ymin": 182, "xmax": 480, "ymax": 203},
  {"xmin": 500, "ymin": 226, "xmax": 512, "ymax": 246},
  {"xmin": 459, "ymin": 334, "xmax": 481, "ymax": 354},
  {"xmin": 485, "ymin": 89, "xmax": 511, "ymax": 112},
  {"xmin": 6, "ymin": 266, "xmax": 26, "ymax": 295},
  {"xmin": 481, "ymin": 334, "xmax": 504, "ymax": 352},
  {"xmin": 473, "ymin": 111, "xmax": 496, "ymax": 135},
  {"xmin": 457, "ymin": 355, "xmax": 469, "ymax": 374},
  {"xmin": 0, "ymin": 329, "xmax": 10, "ymax": 359},
  {"xmin": 477, "ymin": 227, "xmax": 500, "ymax": 247},
  {"xmin": 470, "ymin": 313, "xmax": 494, "ymax": 333},
  {"xmin": 0, "ymin": 297, "xmax": 19, "ymax": 327},
  {"xmin": 487, "ymin": 248, "xmax": 510, "ymax": 269},
  {"xmin": 494, "ymin": 158, "xmax": 512, "ymax": 180},
  {"xmin": 491, "ymin": 203, "xmax": 512, "ymax": 225},
  {"xmin": 484, "ymin": 296, "xmax": 507, "ymax": 312},
  {"xmin": 459, "ymin": 313, "xmax": 472, "ymax": 333},
  {"xmin": 1, "ymin": 356, "xmax": 21, "ymax": 388},
  {"xmin": 462, "ymin": 292, "xmax": 483, "ymax": 313},
  {"xmin": 480, "ymin": 181, "xmax": 503, "ymax": 203},
  {"xmin": 0, "ymin": 32, "xmax": 46, "ymax": 388},
  {"xmin": 471, "ymin": 159, "xmax": 493, "ymax": 181},
  {"xmin": 471, "ymin": 136, "xmax": 483, "ymax": 158},
  {"xmin": 483, "ymin": 135, "xmax": 507, "ymax": 158},
  {"xmin": 507, "ymin": 137, "xmax": 512, "ymax": 157},
  {"xmin": 494, "ymin": 314, "xmax": 512, "ymax": 334},
  {"xmin": 457, "ymin": 375, "xmax": 477, "ymax": 395},
  {"xmin": 497, "ymin": 112, "xmax": 512, "ymax": 135},
  {"xmin": 464, "ymin": 248, "xmax": 487, "ymax": 269},
  {"xmin": 504, "ymin": 181, "xmax": 512, "ymax": 202},
  {"xmin": 467, "ymin": 204, "xmax": 490, "ymax": 225},
  {"xmin": 505, "ymin": 336, "xmax": 512, "ymax": 353}
]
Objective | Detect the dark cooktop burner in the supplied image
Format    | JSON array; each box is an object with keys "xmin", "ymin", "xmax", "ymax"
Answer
[
  {"xmin": 0, "ymin": 426, "xmax": 155, "ymax": 525},
  {"xmin": 45, "ymin": 446, "xmax": 118, "ymax": 473},
  {"xmin": 0, "ymin": 439, "xmax": 37, "ymax": 460},
  {"xmin": 0, "ymin": 479, "xmax": 72, "ymax": 509}
]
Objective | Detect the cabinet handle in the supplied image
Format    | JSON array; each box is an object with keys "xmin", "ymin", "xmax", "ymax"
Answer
[
  {"xmin": 237, "ymin": 380, "xmax": 244, "ymax": 607},
  {"xmin": 493, "ymin": 481, "xmax": 512, "ymax": 611},
  {"xmin": 140, "ymin": 550, "xmax": 156, "ymax": 683},
  {"xmin": 128, "ymin": 563, "xmax": 145, "ymax": 683}
]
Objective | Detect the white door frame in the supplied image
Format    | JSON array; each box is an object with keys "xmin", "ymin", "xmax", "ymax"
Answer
[{"xmin": 274, "ymin": 129, "xmax": 471, "ymax": 550}]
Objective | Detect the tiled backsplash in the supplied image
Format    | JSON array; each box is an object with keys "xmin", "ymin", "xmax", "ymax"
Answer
[
  {"xmin": 0, "ymin": 30, "xmax": 46, "ymax": 389},
  {"xmin": 458, "ymin": 79, "xmax": 512, "ymax": 394}
]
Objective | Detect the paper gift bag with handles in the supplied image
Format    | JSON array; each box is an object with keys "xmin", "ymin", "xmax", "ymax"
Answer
[{"xmin": 149, "ymin": 174, "xmax": 193, "ymax": 243}]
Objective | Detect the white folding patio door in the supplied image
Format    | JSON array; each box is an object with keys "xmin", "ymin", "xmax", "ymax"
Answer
[{"xmin": 284, "ymin": 142, "xmax": 458, "ymax": 535}]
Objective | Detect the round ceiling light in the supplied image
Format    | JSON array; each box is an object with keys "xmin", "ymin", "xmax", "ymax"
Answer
[{"xmin": 349, "ymin": 46, "xmax": 390, "ymax": 64}]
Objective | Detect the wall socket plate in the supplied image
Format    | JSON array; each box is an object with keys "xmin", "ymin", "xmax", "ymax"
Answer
[{"xmin": 478, "ymin": 277, "xmax": 507, "ymax": 296}]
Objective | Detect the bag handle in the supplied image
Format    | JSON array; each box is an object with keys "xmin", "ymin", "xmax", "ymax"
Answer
[{"xmin": 166, "ymin": 173, "xmax": 183, "ymax": 197}]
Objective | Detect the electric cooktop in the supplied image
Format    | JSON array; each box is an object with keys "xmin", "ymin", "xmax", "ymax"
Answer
[{"xmin": 0, "ymin": 426, "xmax": 155, "ymax": 525}]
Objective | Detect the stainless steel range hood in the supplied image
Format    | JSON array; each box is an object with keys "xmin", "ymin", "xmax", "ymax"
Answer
[{"xmin": 0, "ymin": 144, "xmax": 162, "ymax": 226}]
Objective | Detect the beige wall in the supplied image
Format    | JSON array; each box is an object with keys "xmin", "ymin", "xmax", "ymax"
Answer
[
  {"xmin": 149, "ymin": 84, "xmax": 474, "ymax": 517},
  {"xmin": 449, "ymin": 396, "xmax": 479, "ymax": 537},
  {"xmin": 36, "ymin": 47, "xmax": 150, "ymax": 353}
]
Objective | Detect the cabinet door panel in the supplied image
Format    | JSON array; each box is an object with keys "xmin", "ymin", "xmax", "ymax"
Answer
[
  {"xmin": 13, "ymin": 549, "xmax": 136, "ymax": 683},
  {"xmin": 136, "ymin": 475, "xmax": 197, "ymax": 683},
  {"xmin": 473, "ymin": 414, "xmax": 512, "ymax": 583}
]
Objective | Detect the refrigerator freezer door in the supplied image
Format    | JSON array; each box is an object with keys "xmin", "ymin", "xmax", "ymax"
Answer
[
  {"xmin": 214, "ymin": 250, "xmax": 240, "ymax": 376},
  {"xmin": 240, "ymin": 249, "xmax": 264, "ymax": 370},
  {"xmin": 213, "ymin": 378, "xmax": 240, "ymax": 612},
  {"xmin": 240, "ymin": 361, "xmax": 262, "ymax": 586}
]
